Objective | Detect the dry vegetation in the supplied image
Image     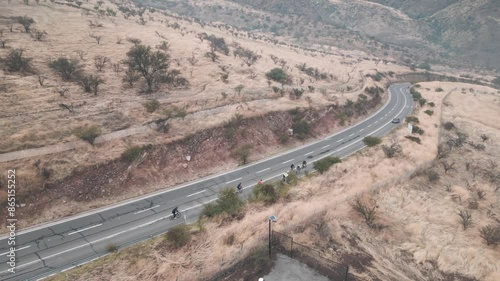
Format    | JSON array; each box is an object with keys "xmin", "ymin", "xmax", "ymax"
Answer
[
  {"xmin": 0, "ymin": 0, "xmax": 416, "ymax": 229},
  {"xmin": 47, "ymin": 82, "xmax": 500, "ymax": 280}
]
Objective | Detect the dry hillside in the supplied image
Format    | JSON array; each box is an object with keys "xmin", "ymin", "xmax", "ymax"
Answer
[{"xmin": 48, "ymin": 82, "xmax": 500, "ymax": 280}]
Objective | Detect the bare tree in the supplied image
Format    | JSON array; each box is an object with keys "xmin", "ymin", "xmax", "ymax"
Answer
[
  {"xmin": 458, "ymin": 210, "xmax": 473, "ymax": 230},
  {"xmin": 112, "ymin": 63, "xmax": 121, "ymax": 73},
  {"xmin": 7, "ymin": 24, "xmax": 13, "ymax": 32},
  {"xmin": 79, "ymin": 74, "xmax": 105, "ymax": 95},
  {"xmin": 234, "ymin": 84, "xmax": 244, "ymax": 95},
  {"xmin": 89, "ymin": 33, "xmax": 102, "ymax": 44},
  {"xmin": 476, "ymin": 189, "xmax": 486, "ymax": 200},
  {"xmin": 75, "ymin": 50, "xmax": 87, "ymax": 60},
  {"xmin": 204, "ymin": 45, "xmax": 219, "ymax": 62},
  {"xmin": 0, "ymin": 38, "xmax": 7, "ymax": 48},
  {"xmin": 31, "ymin": 29, "xmax": 47, "ymax": 41},
  {"xmin": 93, "ymin": 55, "xmax": 110, "ymax": 71},
  {"xmin": 187, "ymin": 54, "xmax": 198, "ymax": 66},
  {"xmin": 441, "ymin": 161, "xmax": 456, "ymax": 174},
  {"xmin": 122, "ymin": 69, "xmax": 140, "ymax": 87},
  {"xmin": 37, "ymin": 75, "xmax": 46, "ymax": 86},
  {"xmin": 480, "ymin": 134, "xmax": 489, "ymax": 142},
  {"xmin": 350, "ymin": 197, "xmax": 377, "ymax": 228},
  {"xmin": 56, "ymin": 87, "xmax": 69, "ymax": 96}
]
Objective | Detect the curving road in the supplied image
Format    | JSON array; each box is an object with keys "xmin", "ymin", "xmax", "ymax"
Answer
[{"xmin": 0, "ymin": 83, "xmax": 413, "ymax": 281}]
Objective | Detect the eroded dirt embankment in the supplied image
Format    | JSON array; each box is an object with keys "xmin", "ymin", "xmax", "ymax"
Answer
[{"xmin": 1, "ymin": 92, "xmax": 381, "ymax": 229}]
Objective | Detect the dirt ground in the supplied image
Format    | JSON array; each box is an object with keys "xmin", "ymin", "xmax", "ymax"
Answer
[
  {"xmin": 262, "ymin": 254, "xmax": 330, "ymax": 281},
  {"xmin": 47, "ymin": 81, "xmax": 499, "ymax": 281}
]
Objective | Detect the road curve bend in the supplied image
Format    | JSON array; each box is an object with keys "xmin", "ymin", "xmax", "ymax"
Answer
[{"xmin": 0, "ymin": 83, "xmax": 413, "ymax": 281}]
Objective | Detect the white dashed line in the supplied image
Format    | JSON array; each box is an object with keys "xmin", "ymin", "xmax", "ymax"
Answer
[
  {"xmin": 0, "ymin": 245, "xmax": 31, "ymax": 256},
  {"xmin": 187, "ymin": 190, "xmax": 206, "ymax": 197},
  {"xmin": 281, "ymin": 159, "xmax": 294, "ymax": 164},
  {"xmin": 359, "ymin": 129, "xmax": 364, "ymax": 132},
  {"xmin": 134, "ymin": 205, "xmax": 161, "ymax": 214},
  {"xmin": 304, "ymin": 151, "xmax": 314, "ymax": 155},
  {"xmin": 226, "ymin": 177, "xmax": 242, "ymax": 184},
  {"xmin": 257, "ymin": 168, "xmax": 270, "ymax": 173},
  {"xmin": 322, "ymin": 145, "xmax": 329, "ymax": 149},
  {"xmin": 336, "ymin": 139, "xmax": 343, "ymax": 143},
  {"xmin": 68, "ymin": 224, "xmax": 102, "ymax": 235},
  {"xmin": 349, "ymin": 133, "xmax": 354, "ymax": 137}
]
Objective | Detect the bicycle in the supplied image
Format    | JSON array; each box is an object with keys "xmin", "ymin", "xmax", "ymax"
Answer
[{"xmin": 170, "ymin": 211, "xmax": 181, "ymax": 220}]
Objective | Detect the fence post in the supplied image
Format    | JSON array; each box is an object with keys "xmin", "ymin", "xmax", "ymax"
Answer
[
  {"xmin": 290, "ymin": 237, "xmax": 293, "ymax": 258},
  {"xmin": 344, "ymin": 265, "xmax": 349, "ymax": 281}
]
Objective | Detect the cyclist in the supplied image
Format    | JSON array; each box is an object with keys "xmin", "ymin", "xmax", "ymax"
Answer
[
  {"xmin": 237, "ymin": 182, "xmax": 243, "ymax": 192},
  {"xmin": 290, "ymin": 164, "xmax": 295, "ymax": 171},
  {"xmin": 302, "ymin": 160, "xmax": 307, "ymax": 168},
  {"xmin": 258, "ymin": 179, "xmax": 263, "ymax": 185},
  {"xmin": 296, "ymin": 165, "xmax": 301, "ymax": 173},
  {"xmin": 172, "ymin": 207, "xmax": 180, "ymax": 218}
]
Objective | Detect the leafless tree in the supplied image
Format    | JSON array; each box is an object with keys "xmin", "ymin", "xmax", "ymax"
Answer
[
  {"xmin": 93, "ymin": 55, "xmax": 110, "ymax": 71},
  {"xmin": 480, "ymin": 134, "xmax": 489, "ymax": 142},
  {"xmin": 476, "ymin": 189, "xmax": 486, "ymax": 200},
  {"xmin": 0, "ymin": 38, "xmax": 7, "ymax": 48},
  {"xmin": 37, "ymin": 75, "xmax": 46, "ymax": 86},
  {"xmin": 75, "ymin": 50, "xmax": 87, "ymax": 60},
  {"xmin": 56, "ymin": 87, "xmax": 69, "ymax": 96},
  {"xmin": 441, "ymin": 161, "xmax": 456, "ymax": 174},
  {"xmin": 122, "ymin": 69, "xmax": 140, "ymax": 87},
  {"xmin": 458, "ymin": 210, "xmax": 473, "ymax": 230},
  {"xmin": 187, "ymin": 54, "xmax": 198, "ymax": 66},
  {"xmin": 16, "ymin": 16, "xmax": 35, "ymax": 33},
  {"xmin": 350, "ymin": 197, "xmax": 377, "ymax": 228},
  {"xmin": 7, "ymin": 24, "xmax": 13, "ymax": 32},
  {"xmin": 89, "ymin": 32, "xmax": 102, "ymax": 44},
  {"xmin": 465, "ymin": 159, "xmax": 474, "ymax": 171},
  {"xmin": 31, "ymin": 29, "xmax": 47, "ymax": 41},
  {"xmin": 112, "ymin": 63, "xmax": 121, "ymax": 73}
]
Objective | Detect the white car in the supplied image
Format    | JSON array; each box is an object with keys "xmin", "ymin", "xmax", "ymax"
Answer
[{"xmin": 391, "ymin": 118, "xmax": 400, "ymax": 124}]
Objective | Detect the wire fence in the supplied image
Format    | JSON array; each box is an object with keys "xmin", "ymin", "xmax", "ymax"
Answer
[{"xmin": 272, "ymin": 230, "xmax": 350, "ymax": 281}]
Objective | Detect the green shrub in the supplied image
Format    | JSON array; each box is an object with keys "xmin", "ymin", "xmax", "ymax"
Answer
[
  {"xmin": 412, "ymin": 125, "xmax": 425, "ymax": 135},
  {"xmin": 292, "ymin": 120, "xmax": 311, "ymax": 140},
  {"xmin": 443, "ymin": 122, "xmax": 455, "ymax": 130},
  {"xmin": 143, "ymin": 99, "xmax": 160, "ymax": 113},
  {"xmin": 419, "ymin": 98, "xmax": 427, "ymax": 106},
  {"xmin": 121, "ymin": 146, "xmax": 143, "ymax": 162},
  {"xmin": 363, "ymin": 136, "xmax": 381, "ymax": 147},
  {"xmin": 165, "ymin": 224, "xmax": 191, "ymax": 249},
  {"xmin": 435, "ymin": 87, "xmax": 444, "ymax": 92},
  {"xmin": 428, "ymin": 102, "xmax": 435, "ymax": 107},
  {"xmin": 201, "ymin": 187, "xmax": 243, "ymax": 218},
  {"xmin": 405, "ymin": 136, "xmax": 421, "ymax": 144},
  {"xmin": 252, "ymin": 183, "xmax": 278, "ymax": 205},
  {"xmin": 428, "ymin": 170, "xmax": 440, "ymax": 182},
  {"xmin": 410, "ymin": 88, "xmax": 422, "ymax": 100},
  {"xmin": 424, "ymin": 110, "xmax": 434, "ymax": 116},
  {"xmin": 73, "ymin": 125, "xmax": 101, "ymax": 144},
  {"xmin": 278, "ymin": 133, "xmax": 289, "ymax": 144},
  {"xmin": 417, "ymin": 62, "xmax": 431, "ymax": 71},
  {"xmin": 3, "ymin": 49, "xmax": 32, "ymax": 73},
  {"xmin": 231, "ymin": 144, "xmax": 252, "ymax": 164},
  {"xmin": 405, "ymin": 116, "xmax": 419, "ymax": 124},
  {"xmin": 49, "ymin": 57, "xmax": 82, "ymax": 80},
  {"xmin": 266, "ymin": 67, "xmax": 290, "ymax": 85},
  {"xmin": 313, "ymin": 156, "xmax": 341, "ymax": 174}
]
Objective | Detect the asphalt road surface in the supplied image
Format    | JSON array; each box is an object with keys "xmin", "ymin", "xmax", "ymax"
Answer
[{"xmin": 0, "ymin": 83, "xmax": 413, "ymax": 281}]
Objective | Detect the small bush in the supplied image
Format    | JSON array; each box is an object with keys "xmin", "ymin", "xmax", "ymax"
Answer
[
  {"xmin": 3, "ymin": 49, "xmax": 32, "ymax": 73},
  {"xmin": 405, "ymin": 136, "xmax": 421, "ymax": 144},
  {"xmin": 458, "ymin": 210, "xmax": 473, "ymax": 230},
  {"xmin": 291, "ymin": 120, "xmax": 311, "ymax": 140},
  {"xmin": 428, "ymin": 170, "xmax": 440, "ymax": 182},
  {"xmin": 313, "ymin": 156, "xmax": 341, "ymax": 174},
  {"xmin": 443, "ymin": 122, "xmax": 455, "ymax": 130},
  {"xmin": 435, "ymin": 87, "xmax": 444, "ymax": 92},
  {"xmin": 79, "ymin": 74, "xmax": 104, "ymax": 95},
  {"xmin": 350, "ymin": 197, "xmax": 377, "ymax": 227},
  {"xmin": 143, "ymin": 99, "xmax": 160, "ymax": 113},
  {"xmin": 266, "ymin": 67, "xmax": 290, "ymax": 85},
  {"xmin": 468, "ymin": 199, "xmax": 478, "ymax": 210},
  {"xmin": 479, "ymin": 225, "xmax": 500, "ymax": 245},
  {"xmin": 424, "ymin": 110, "xmax": 434, "ymax": 116},
  {"xmin": 16, "ymin": 16, "xmax": 35, "ymax": 33},
  {"xmin": 363, "ymin": 136, "xmax": 381, "ymax": 147},
  {"xmin": 201, "ymin": 187, "xmax": 243, "ymax": 219},
  {"xmin": 73, "ymin": 125, "xmax": 101, "ymax": 144},
  {"xmin": 223, "ymin": 232, "xmax": 236, "ymax": 245},
  {"xmin": 106, "ymin": 243, "xmax": 118, "ymax": 252},
  {"xmin": 49, "ymin": 57, "xmax": 82, "ymax": 80},
  {"xmin": 381, "ymin": 143, "xmax": 402, "ymax": 158},
  {"xmin": 418, "ymin": 98, "xmax": 427, "ymax": 106},
  {"xmin": 165, "ymin": 224, "xmax": 191, "ymax": 249},
  {"xmin": 231, "ymin": 144, "xmax": 252, "ymax": 164},
  {"xmin": 406, "ymin": 116, "xmax": 420, "ymax": 124},
  {"xmin": 121, "ymin": 146, "xmax": 143, "ymax": 162},
  {"xmin": 252, "ymin": 183, "xmax": 278, "ymax": 205},
  {"xmin": 412, "ymin": 125, "xmax": 425, "ymax": 135},
  {"xmin": 278, "ymin": 133, "xmax": 289, "ymax": 144},
  {"xmin": 427, "ymin": 102, "xmax": 435, "ymax": 107}
]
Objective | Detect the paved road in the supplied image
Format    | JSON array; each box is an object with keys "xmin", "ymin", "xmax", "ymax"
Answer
[{"xmin": 0, "ymin": 83, "xmax": 412, "ymax": 281}]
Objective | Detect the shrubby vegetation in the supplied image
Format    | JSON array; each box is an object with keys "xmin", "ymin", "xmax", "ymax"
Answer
[
  {"xmin": 121, "ymin": 146, "xmax": 143, "ymax": 162},
  {"xmin": 363, "ymin": 136, "xmax": 381, "ymax": 147},
  {"xmin": 201, "ymin": 188, "xmax": 244, "ymax": 219},
  {"xmin": 2, "ymin": 49, "xmax": 32, "ymax": 73},
  {"xmin": 313, "ymin": 156, "xmax": 341, "ymax": 174},
  {"xmin": 165, "ymin": 224, "xmax": 191, "ymax": 249},
  {"xmin": 49, "ymin": 57, "xmax": 82, "ymax": 80},
  {"xmin": 73, "ymin": 125, "xmax": 101, "ymax": 144}
]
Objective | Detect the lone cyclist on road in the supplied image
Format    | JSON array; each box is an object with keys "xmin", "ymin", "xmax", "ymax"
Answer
[
  {"xmin": 172, "ymin": 206, "xmax": 180, "ymax": 218},
  {"xmin": 237, "ymin": 182, "xmax": 243, "ymax": 192}
]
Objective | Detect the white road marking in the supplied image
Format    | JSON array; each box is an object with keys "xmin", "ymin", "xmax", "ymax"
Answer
[
  {"xmin": 0, "ymin": 245, "xmax": 31, "ymax": 256},
  {"xmin": 380, "ymin": 117, "xmax": 384, "ymax": 120},
  {"xmin": 281, "ymin": 159, "xmax": 294, "ymax": 164},
  {"xmin": 226, "ymin": 177, "xmax": 242, "ymax": 184},
  {"xmin": 67, "ymin": 224, "xmax": 102, "ymax": 235},
  {"xmin": 257, "ymin": 167, "xmax": 270, "ymax": 173},
  {"xmin": 322, "ymin": 145, "xmax": 329, "ymax": 149},
  {"xmin": 134, "ymin": 205, "xmax": 161, "ymax": 214},
  {"xmin": 187, "ymin": 190, "xmax": 206, "ymax": 197},
  {"xmin": 336, "ymin": 139, "xmax": 343, "ymax": 143},
  {"xmin": 304, "ymin": 151, "xmax": 314, "ymax": 155},
  {"xmin": 367, "ymin": 124, "xmax": 371, "ymax": 128},
  {"xmin": 61, "ymin": 266, "xmax": 76, "ymax": 272},
  {"xmin": 359, "ymin": 129, "xmax": 364, "ymax": 132},
  {"xmin": 349, "ymin": 133, "xmax": 354, "ymax": 137}
]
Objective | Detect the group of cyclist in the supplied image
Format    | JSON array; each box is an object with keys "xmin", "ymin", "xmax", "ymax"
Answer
[{"xmin": 171, "ymin": 160, "xmax": 307, "ymax": 218}]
